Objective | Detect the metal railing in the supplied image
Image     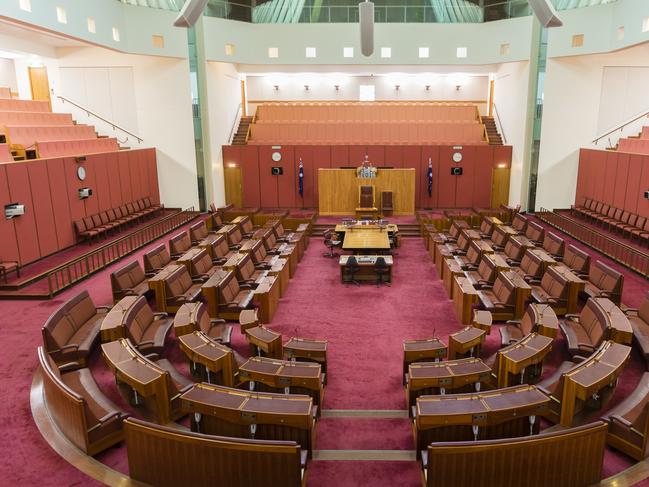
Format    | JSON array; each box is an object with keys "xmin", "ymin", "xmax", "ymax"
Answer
[
  {"xmin": 56, "ymin": 94, "xmax": 144, "ymax": 144},
  {"xmin": 493, "ymin": 103, "xmax": 507, "ymax": 144},
  {"xmin": 536, "ymin": 208, "xmax": 649, "ymax": 277},
  {"xmin": 45, "ymin": 208, "xmax": 199, "ymax": 297},
  {"xmin": 228, "ymin": 103, "xmax": 242, "ymax": 144},
  {"xmin": 592, "ymin": 108, "xmax": 649, "ymax": 148}
]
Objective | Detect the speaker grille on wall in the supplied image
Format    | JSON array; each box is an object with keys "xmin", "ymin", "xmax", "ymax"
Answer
[
  {"xmin": 528, "ymin": 0, "xmax": 563, "ymax": 28},
  {"xmin": 173, "ymin": 0, "xmax": 209, "ymax": 28},
  {"xmin": 359, "ymin": 1, "xmax": 374, "ymax": 57}
]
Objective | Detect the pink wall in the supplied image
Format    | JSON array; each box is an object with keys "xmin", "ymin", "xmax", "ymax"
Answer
[
  {"xmin": 222, "ymin": 144, "xmax": 512, "ymax": 210},
  {"xmin": 0, "ymin": 148, "xmax": 160, "ymax": 266},
  {"xmin": 576, "ymin": 148, "xmax": 649, "ymax": 218}
]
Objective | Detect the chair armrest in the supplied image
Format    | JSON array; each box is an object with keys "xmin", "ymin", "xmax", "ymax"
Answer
[
  {"xmin": 138, "ymin": 340, "xmax": 155, "ymax": 346},
  {"xmin": 240, "ymin": 283, "xmax": 253, "ymax": 289},
  {"xmin": 493, "ymin": 302, "xmax": 508, "ymax": 308},
  {"xmin": 144, "ymin": 271, "xmax": 157, "ymax": 278},
  {"xmin": 624, "ymin": 308, "xmax": 639, "ymax": 316},
  {"xmin": 505, "ymin": 319, "xmax": 521, "ymax": 325},
  {"xmin": 506, "ymin": 259, "xmax": 521, "ymax": 266},
  {"xmin": 212, "ymin": 258, "xmax": 226, "ymax": 265},
  {"xmin": 255, "ymin": 264, "xmax": 271, "ymax": 270},
  {"xmin": 267, "ymin": 249, "xmax": 281, "ymax": 255},
  {"xmin": 192, "ymin": 276, "xmax": 208, "ymax": 283},
  {"xmin": 577, "ymin": 343, "xmax": 596, "ymax": 352},
  {"xmin": 572, "ymin": 354, "xmax": 589, "ymax": 363},
  {"xmin": 170, "ymin": 253, "xmax": 182, "ymax": 259},
  {"xmin": 480, "ymin": 284, "xmax": 493, "ymax": 290},
  {"xmin": 609, "ymin": 415, "xmax": 633, "ymax": 428},
  {"xmin": 153, "ymin": 312, "xmax": 169, "ymax": 318},
  {"xmin": 228, "ymin": 245, "xmax": 241, "ymax": 250},
  {"xmin": 58, "ymin": 361, "xmax": 82, "ymax": 373},
  {"xmin": 564, "ymin": 314, "xmax": 580, "ymax": 320},
  {"xmin": 209, "ymin": 318, "xmax": 227, "ymax": 326},
  {"xmin": 96, "ymin": 305, "xmax": 112, "ymax": 311},
  {"xmin": 59, "ymin": 344, "xmax": 80, "ymax": 351}
]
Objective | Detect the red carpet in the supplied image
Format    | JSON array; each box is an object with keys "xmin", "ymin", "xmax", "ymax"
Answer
[{"xmin": 0, "ymin": 219, "xmax": 648, "ymax": 486}]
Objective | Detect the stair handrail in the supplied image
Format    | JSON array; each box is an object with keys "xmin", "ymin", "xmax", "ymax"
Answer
[
  {"xmin": 228, "ymin": 103, "xmax": 243, "ymax": 144},
  {"xmin": 492, "ymin": 103, "xmax": 507, "ymax": 145},
  {"xmin": 592, "ymin": 108, "xmax": 649, "ymax": 146},
  {"xmin": 55, "ymin": 94, "xmax": 143, "ymax": 144}
]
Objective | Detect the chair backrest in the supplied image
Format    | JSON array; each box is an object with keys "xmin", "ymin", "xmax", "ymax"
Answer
[
  {"xmin": 240, "ymin": 253, "xmax": 256, "ymax": 280},
  {"xmin": 110, "ymin": 261, "xmax": 146, "ymax": 296},
  {"xmin": 376, "ymin": 256, "xmax": 387, "ymax": 267},
  {"xmin": 42, "ymin": 291, "xmax": 97, "ymax": 350},
  {"xmin": 493, "ymin": 273, "xmax": 516, "ymax": 305},
  {"xmin": 478, "ymin": 255, "xmax": 496, "ymax": 282},
  {"xmin": 359, "ymin": 185, "xmax": 374, "ymax": 208},
  {"xmin": 525, "ymin": 221, "xmax": 545, "ymax": 242},
  {"xmin": 628, "ymin": 214, "xmax": 638, "ymax": 227},
  {"xmin": 541, "ymin": 266, "xmax": 568, "ymax": 300},
  {"xmin": 347, "ymin": 256, "xmax": 358, "ymax": 267},
  {"xmin": 217, "ymin": 272, "xmax": 241, "ymax": 303},
  {"xmin": 169, "ymin": 231, "xmax": 192, "ymax": 256},
  {"xmin": 192, "ymin": 249, "xmax": 213, "ymax": 276},
  {"xmin": 492, "ymin": 226, "xmax": 510, "ymax": 248},
  {"xmin": 164, "ymin": 266, "xmax": 193, "ymax": 297},
  {"xmin": 239, "ymin": 216, "xmax": 254, "ymax": 233},
  {"xmin": 189, "ymin": 220, "xmax": 209, "ymax": 242},
  {"xmin": 563, "ymin": 244, "xmax": 590, "ymax": 275},
  {"xmin": 589, "ymin": 261, "xmax": 624, "ymax": 302},
  {"xmin": 450, "ymin": 220, "xmax": 469, "ymax": 239},
  {"xmin": 213, "ymin": 235, "xmax": 230, "ymax": 259},
  {"xmin": 466, "ymin": 241, "xmax": 482, "ymax": 265},
  {"xmin": 381, "ymin": 191, "xmax": 393, "ymax": 209},
  {"xmin": 124, "ymin": 296, "xmax": 154, "ymax": 343},
  {"xmin": 250, "ymin": 240, "xmax": 267, "ymax": 263},
  {"xmin": 579, "ymin": 298, "xmax": 609, "ymax": 346},
  {"xmin": 144, "ymin": 244, "xmax": 172, "ymax": 273},
  {"xmin": 512, "ymin": 213, "xmax": 528, "ymax": 233},
  {"xmin": 543, "ymin": 232, "xmax": 565, "ymax": 258},
  {"xmin": 480, "ymin": 217, "xmax": 494, "ymax": 236}
]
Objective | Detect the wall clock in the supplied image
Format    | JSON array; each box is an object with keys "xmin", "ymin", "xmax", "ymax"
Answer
[
  {"xmin": 77, "ymin": 166, "xmax": 87, "ymax": 181},
  {"xmin": 271, "ymin": 152, "xmax": 282, "ymax": 162},
  {"xmin": 452, "ymin": 152, "xmax": 463, "ymax": 163}
]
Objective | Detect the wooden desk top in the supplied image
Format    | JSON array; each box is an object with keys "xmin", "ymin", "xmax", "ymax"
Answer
[
  {"xmin": 148, "ymin": 264, "xmax": 183, "ymax": 283},
  {"xmin": 335, "ymin": 223, "xmax": 398, "ymax": 233},
  {"xmin": 454, "ymin": 276, "xmax": 478, "ymax": 295},
  {"xmin": 416, "ymin": 385, "xmax": 549, "ymax": 426},
  {"xmin": 497, "ymin": 333, "xmax": 553, "ymax": 364},
  {"xmin": 490, "ymin": 254, "xmax": 511, "ymax": 269},
  {"xmin": 342, "ymin": 228, "xmax": 391, "ymax": 250},
  {"xmin": 593, "ymin": 298, "xmax": 633, "ymax": 338},
  {"xmin": 475, "ymin": 240, "xmax": 495, "ymax": 253},
  {"xmin": 239, "ymin": 357, "xmax": 322, "ymax": 389},
  {"xmin": 245, "ymin": 325, "xmax": 281, "ymax": 344},
  {"xmin": 450, "ymin": 326, "xmax": 486, "ymax": 346},
  {"xmin": 552, "ymin": 265, "xmax": 586, "ymax": 284},
  {"xmin": 201, "ymin": 269, "xmax": 231, "ymax": 289},
  {"xmin": 409, "ymin": 357, "xmax": 491, "ymax": 381},
  {"xmin": 503, "ymin": 270, "xmax": 532, "ymax": 289},
  {"xmin": 339, "ymin": 255, "xmax": 394, "ymax": 266},
  {"xmin": 498, "ymin": 226, "xmax": 518, "ymax": 236},
  {"xmin": 101, "ymin": 296, "xmax": 138, "ymax": 334},
  {"xmin": 102, "ymin": 339, "xmax": 163, "ymax": 386},
  {"xmin": 177, "ymin": 247, "xmax": 205, "ymax": 263},
  {"xmin": 404, "ymin": 338, "xmax": 447, "ymax": 362},
  {"xmin": 181, "ymin": 383, "xmax": 313, "ymax": 429},
  {"xmin": 527, "ymin": 248, "xmax": 557, "ymax": 264},
  {"xmin": 566, "ymin": 341, "xmax": 631, "ymax": 391},
  {"xmin": 284, "ymin": 337, "xmax": 327, "ymax": 355},
  {"xmin": 178, "ymin": 331, "xmax": 233, "ymax": 362},
  {"xmin": 462, "ymin": 229, "xmax": 482, "ymax": 241},
  {"xmin": 510, "ymin": 235, "xmax": 535, "ymax": 248}
]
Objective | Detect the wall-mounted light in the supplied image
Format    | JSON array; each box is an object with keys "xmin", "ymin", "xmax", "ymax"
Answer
[
  {"xmin": 497, "ymin": 163, "xmax": 508, "ymax": 168},
  {"xmin": 425, "ymin": 85, "xmax": 430, "ymax": 91},
  {"xmin": 4, "ymin": 203, "xmax": 25, "ymax": 219},
  {"xmin": 227, "ymin": 163, "xmax": 237, "ymax": 168},
  {"xmin": 273, "ymin": 85, "xmax": 279, "ymax": 91},
  {"xmin": 334, "ymin": 85, "xmax": 340, "ymax": 91},
  {"xmin": 304, "ymin": 85, "xmax": 310, "ymax": 91},
  {"xmin": 395, "ymin": 85, "xmax": 400, "ymax": 91},
  {"xmin": 78, "ymin": 188, "xmax": 93, "ymax": 200}
]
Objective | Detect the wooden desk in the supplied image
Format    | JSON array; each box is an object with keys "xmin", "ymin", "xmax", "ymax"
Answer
[
  {"xmin": 452, "ymin": 276, "xmax": 479, "ymax": 325},
  {"xmin": 176, "ymin": 248, "xmax": 206, "ymax": 276},
  {"xmin": 414, "ymin": 385, "xmax": 550, "ymax": 450},
  {"xmin": 342, "ymin": 228, "xmax": 391, "ymax": 253},
  {"xmin": 339, "ymin": 255, "xmax": 393, "ymax": 283},
  {"xmin": 283, "ymin": 338, "xmax": 328, "ymax": 379},
  {"xmin": 492, "ymin": 333, "xmax": 553, "ymax": 388},
  {"xmin": 403, "ymin": 338, "xmax": 447, "ymax": 382},
  {"xmin": 101, "ymin": 338, "xmax": 186, "ymax": 424},
  {"xmin": 177, "ymin": 331, "xmax": 237, "ymax": 386},
  {"xmin": 335, "ymin": 223, "xmax": 399, "ymax": 234},
  {"xmin": 100, "ymin": 295, "xmax": 139, "ymax": 343},
  {"xmin": 239, "ymin": 309, "xmax": 260, "ymax": 333},
  {"xmin": 252, "ymin": 276, "xmax": 280, "ymax": 324},
  {"xmin": 406, "ymin": 358, "xmax": 492, "ymax": 410},
  {"xmin": 181, "ymin": 383, "xmax": 316, "ymax": 456},
  {"xmin": 527, "ymin": 248, "xmax": 557, "ymax": 273},
  {"xmin": 471, "ymin": 310, "xmax": 492, "ymax": 335},
  {"xmin": 449, "ymin": 326, "xmax": 486, "ymax": 359},
  {"xmin": 551, "ymin": 265, "xmax": 586, "ymax": 314},
  {"xmin": 528, "ymin": 303, "xmax": 559, "ymax": 339},
  {"xmin": 245, "ymin": 325, "xmax": 283, "ymax": 358},
  {"xmin": 238, "ymin": 356, "xmax": 324, "ymax": 411},
  {"xmin": 593, "ymin": 298, "xmax": 633, "ymax": 345},
  {"xmin": 442, "ymin": 258, "xmax": 465, "ymax": 298},
  {"xmin": 506, "ymin": 271, "xmax": 533, "ymax": 320},
  {"xmin": 148, "ymin": 264, "xmax": 183, "ymax": 312}
]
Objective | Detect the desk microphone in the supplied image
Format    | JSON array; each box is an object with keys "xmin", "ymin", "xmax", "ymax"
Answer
[{"xmin": 432, "ymin": 327, "xmax": 437, "ymax": 340}]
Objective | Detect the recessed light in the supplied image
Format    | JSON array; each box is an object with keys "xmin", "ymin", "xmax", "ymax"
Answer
[
  {"xmin": 418, "ymin": 47, "xmax": 429, "ymax": 58},
  {"xmin": 617, "ymin": 26, "xmax": 625, "ymax": 40},
  {"xmin": 500, "ymin": 43, "xmax": 510, "ymax": 55},
  {"xmin": 456, "ymin": 47, "xmax": 467, "ymax": 58},
  {"xmin": 19, "ymin": 0, "xmax": 31, "ymax": 12},
  {"xmin": 343, "ymin": 47, "xmax": 354, "ymax": 58},
  {"xmin": 56, "ymin": 6, "xmax": 67, "ymax": 24},
  {"xmin": 87, "ymin": 18, "xmax": 96, "ymax": 34},
  {"xmin": 225, "ymin": 43, "xmax": 235, "ymax": 56},
  {"xmin": 112, "ymin": 27, "xmax": 120, "ymax": 42},
  {"xmin": 306, "ymin": 47, "xmax": 316, "ymax": 58},
  {"xmin": 268, "ymin": 47, "xmax": 279, "ymax": 58},
  {"xmin": 643, "ymin": 17, "xmax": 649, "ymax": 33},
  {"xmin": 381, "ymin": 47, "xmax": 391, "ymax": 58}
]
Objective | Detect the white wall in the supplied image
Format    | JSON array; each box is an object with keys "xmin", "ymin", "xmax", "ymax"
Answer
[
  {"xmin": 0, "ymin": 58, "xmax": 18, "ymax": 91},
  {"xmin": 536, "ymin": 42, "xmax": 649, "ymax": 211},
  {"xmin": 205, "ymin": 61, "xmax": 242, "ymax": 207},
  {"xmin": 44, "ymin": 46, "xmax": 198, "ymax": 210},
  {"xmin": 492, "ymin": 61, "xmax": 530, "ymax": 208},
  {"xmin": 597, "ymin": 66, "xmax": 649, "ymax": 134}
]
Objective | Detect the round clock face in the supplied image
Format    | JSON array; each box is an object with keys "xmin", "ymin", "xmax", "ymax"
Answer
[
  {"xmin": 452, "ymin": 152, "xmax": 463, "ymax": 163},
  {"xmin": 77, "ymin": 166, "xmax": 87, "ymax": 181},
  {"xmin": 271, "ymin": 152, "xmax": 282, "ymax": 162}
]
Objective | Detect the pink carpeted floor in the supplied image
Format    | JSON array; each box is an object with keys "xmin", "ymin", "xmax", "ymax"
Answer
[{"xmin": 0, "ymin": 218, "xmax": 648, "ymax": 486}]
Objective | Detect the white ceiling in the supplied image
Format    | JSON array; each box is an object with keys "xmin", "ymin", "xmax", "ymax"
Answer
[{"xmin": 0, "ymin": 20, "xmax": 87, "ymax": 59}]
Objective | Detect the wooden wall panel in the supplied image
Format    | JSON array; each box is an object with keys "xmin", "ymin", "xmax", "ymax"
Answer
[
  {"xmin": 118, "ymin": 152, "xmax": 133, "ymax": 203},
  {"xmin": 437, "ymin": 146, "xmax": 457, "ymax": 207},
  {"xmin": 146, "ymin": 148, "xmax": 161, "ymax": 205},
  {"xmin": 473, "ymin": 146, "xmax": 494, "ymax": 208},
  {"xmin": 239, "ymin": 146, "xmax": 261, "ymax": 208},
  {"xmin": 454, "ymin": 146, "xmax": 477, "ymax": 208},
  {"xmin": 384, "ymin": 146, "xmax": 404, "ymax": 168},
  {"xmin": 330, "ymin": 146, "xmax": 349, "ymax": 166},
  {"xmin": 401, "ymin": 146, "xmax": 421, "ymax": 204},
  {"xmin": 93, "ymin": 154, "xmax": 111, "ymax": 212},
  {"xmin": 63, "ymin": 158, "xmax": 86, "ymax": 225},
  {"xmin": 365, "ymin": 146, "xmax": 385, "ymax": 168},
  {"xmin": 312, "ymin": 146, "xmax": 331, "ymax": 206},
  {"xmin": 276, "ymin": 146, "xmax": 296, "ymax": 208},
  {"xmin": 27, "ymin": 161, "xmax": 58, "ymax": 257},
  {"xmin": 257, "ymin": 146, "xmax": 280, "ymax": 208},
  {"xmin": 348, "ymin": 146, "xmax": 367, "ymax": 167},
  {"xmin": 128, "ymin": 150, "xmax": 143, "ymax": 201},
  {"xmin": 603, "ymin": 152, "xmax": 619, "ymax": 206},
  {"xmin": 639, "ymin": 162, "xmax": 649, "ymax": 218},
  {"xmin": 6, "ymin": 163, "xmax": 40, "ymax": 264},
  {"xmin": 107, "ymin": 153, "xmax": 123, "ymax": 208},
  {"xmin": 0, "ymin": 164, "xmax": 19, "ymax": 263},
  {"xmin": 625, "ymin": 155, "xmax": 643, "ymax": 213},
  {"xmin": 80, "ymin": 156, "xmax": 99, "ymax": 216},
  {"xmin": 46, "ymin": 158, "xmax": 74, "ymax": 249}
]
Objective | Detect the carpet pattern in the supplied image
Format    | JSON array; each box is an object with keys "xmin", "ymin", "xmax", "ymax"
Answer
[{"xmin": 0, "ymin": 217, "xmax": 648, "ymax": 486}]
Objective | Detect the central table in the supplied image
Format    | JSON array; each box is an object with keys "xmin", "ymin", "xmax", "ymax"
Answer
[
  {"xmin": 339, "ymin": 255, "xmax": 393, "ymax": 283},
  {"xmin": 341, "ymin": 227, "xmax": 391, "ymax": 253}
]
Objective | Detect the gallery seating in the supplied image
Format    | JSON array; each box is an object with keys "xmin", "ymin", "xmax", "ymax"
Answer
[
  {"xmin": 0, "ymin": 257, "xmax": 20, "ymax": 281},
  {"xmin": 143, "ymin": 244, "xmax": 175, "ymax": 274},
  {"xmin": 37, "ymin": 347, "xmax": 127, "ymax": 456},
  {"xmin": 572, "ymin": 198, "xmax": 649, "ymax": 243},
  {"xmin": 73, "ymin": 198, "xmax": 161, "ymax": 242},
  {"xmin": 5, "ymin": 124, "xmax": 97, "ymax": 149},
  {"xmin": 123, "ymin": 296, "xmax": 174, "ymax": 357},
  {"xmin": 603, "ymin": 372, "xmax": 649, "ymax": 460},
  {"xmin": 173, "ymin": 301, "xmax": 232, "ymax": 344},
  {"xmin": 0, "ymin": 110, "xmax": 72, "ymax": 126},
  {"xmin": 110, "ymin": 260, "xmax": 151, "ymax": 303},
  {"xmin": 41, "ymin": 290, "xmax": 110, "ymax": 367},
  {"xmin": 37, "ymin": 137, "xmax": 119, "ymax": 158},
  {"xmin": 421, "ymin": 421, "xmax": 607, "ymax": 487},
  {"xmin": 624, "ymin": 293, "xmax": 649, "ymax": 369},
  {"xmin": 582, "ymin": 260, "xmax": 624, "ymax": 305},
  {"xmin": 123, "ymin": 417, "xmax": 308, "ymax": 487}
]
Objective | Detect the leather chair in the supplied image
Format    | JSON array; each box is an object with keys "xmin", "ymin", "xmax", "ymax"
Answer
[
  {"xmin": 323, "ymin": 229, "xmax": 342, "ymax": 258},
  {"xmin": 560, "ymin": 298, "xmax": 609, "ymax": 356},
  {"xmin": 169, "ymin": 231, "xmax": 193, "ymax": 259},
  {"xmin": 500, "ymin": 303, "xmax": 558, "ymax": 345},
  {"xmin": 212, "ymin": 234, "xmax": 237, "ymax": 265},
  {"xmin": 41, "ymin": 290, "xmax": 110, "ymax": 368},
  {"xmin": 187, "ymin": 248, "xmax": 221, "ymax": 280},
  {"xmin": 173, "ymin": 302, "xmax": 232, "ymax": 344},
  {"xmin": 560, "ymin": 244, "xmax": 590, "ymax": 277},
  {"xmin": 529, "ymin": 266, "xmax": 571, "ymax": 315},
  {"xmin": 343, "ymin": 256, "xmax": 360, "ymax": 286},
  {"xmin": 542, "ymin": 231, "xmax": 565, "ymax": 260},
  {"xmin": 189, "ymin": 218, "xmax": 217, "ymax": 246},
  {"xmin": 454, "ymin": 240, "xmax": 482, "ymax": 270},
  {"xmin": 163, "ymin": 266, "xmax": 203, "ymax": 312},
  {"xmin": 110, "ymin": 260, "xmax": 152, "ymax": 303},
  {"xmin": 465, "ymin": 255, "xmax": 498, "ymax": 289},
  {"xmin": 143, "ymin": 244, "xmax": 175, "ymax": 275},
  {"xmin": 0, "ymin": 258, "xmax": 19, "ymax": 282},
  {"xmin": 582, "ymin": 260, "xmax": 623, "ymax": 305},
  {"xmin": 513, "ymin": 249, "xmax": 546, "ymax": 282},
  {"xmin": 124, "ymin": 296, "xmax": 174, "ymax": 357},
  {"xmin": 476, "ymin": 271, "xmax": 523, "ymax": 321},
  {"xmin": 374, "ymin": 256, "xmax": 391, "ymax": 286},
  {"xmin": 215, "ymin": 271, "xmax": 255, "ymax": 320},
  {"xmin": 524, "ymin": 221, "xmax": 545, "ymax": 245},
  {"xmin": 479, "ymin": 217, "xmax": 495, "ymax": 240},
  {"xmin": 235, "ymin": 253, "xmax": 268, "ymax": 287},
  {"xmin": 512, "ymin": 213, "xmax": 528, "ymax": 234},
  {"xmin": 624, "ymin": 293, "xmax": 649, "ymax": 369},
  {"xmin": 381, "ymin": 191, "xmax": 393, "ymax": 216}
]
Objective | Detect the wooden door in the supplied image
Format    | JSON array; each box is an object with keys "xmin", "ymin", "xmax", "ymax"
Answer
[
  {"xmin": 28, "ymin": 67, "xmax": 51, "ymax": 106},
  {"xmin": 224, "ymin": 166, "xmax": 243, "ymax": 207},
  {"xmin": 491, "ymin": 167, "xmax": 511, "ymax": 208}
]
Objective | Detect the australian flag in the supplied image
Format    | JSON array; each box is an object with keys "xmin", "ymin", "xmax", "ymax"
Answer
[
  {"xmin": 298, "ymin": 158, "xmax": 304, "ymax": 197},
  {"xmin": 427, "ymin": 157, "xmax": 433, "ymax": 197}
]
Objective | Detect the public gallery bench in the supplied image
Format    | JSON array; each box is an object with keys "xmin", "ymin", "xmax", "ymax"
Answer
[
  {"xmin": 38, "ymin": 346, "xmax": 127, "ymax": 456},
  {"xmin": 421, "ymin": 421, "xmax": 607, "ymax": 487},
  {"xmin": 124, "ymin": 417, "xmax": 308, "ymax": 487},
  {"xmin": 42, "ymin": 290, "xmax": 110, "ymax": 367}
]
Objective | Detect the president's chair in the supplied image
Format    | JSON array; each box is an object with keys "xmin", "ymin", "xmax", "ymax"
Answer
[
  {"xmin": 356, "ymin": 185, "xmax": 377, "ymax": 219},
  {"xmin": 323, "ymin": 229, "xmax": 342, "ymax": 258}
]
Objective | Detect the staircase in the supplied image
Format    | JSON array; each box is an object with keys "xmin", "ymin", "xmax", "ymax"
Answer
[
  {"xmin": 481, "ymin": 116, "xmax": 503, "ymax": 145},
  {"xmin": 232, "ymin": 116, "xmax": 253, "ymax": 145},
  {"xmin": 312, "ymin": 222, "xmax": 421, "ymax": 238}
]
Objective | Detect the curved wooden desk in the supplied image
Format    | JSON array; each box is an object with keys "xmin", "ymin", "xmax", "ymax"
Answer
[
  {"xmin": 490, "ymin": 333, "xmax": 553, "ymax": 388},
  {"xmin": 177, "ymin": 331, "xmax": 238, "ymax": 387}
]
